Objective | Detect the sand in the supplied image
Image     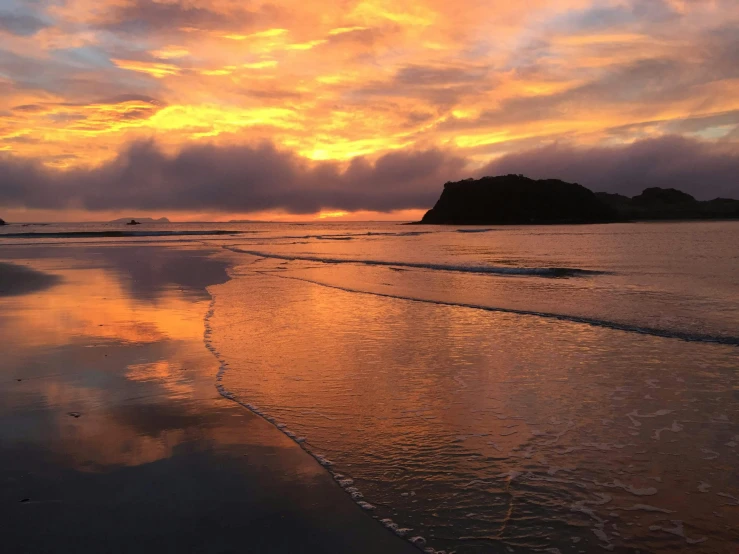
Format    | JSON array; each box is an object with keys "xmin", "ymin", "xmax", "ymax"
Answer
[{"xmin": 0, "ymin": 245, "xmax": 418, "ymax": 553}]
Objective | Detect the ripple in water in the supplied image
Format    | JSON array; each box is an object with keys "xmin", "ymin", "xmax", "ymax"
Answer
[{"xmin": 206, "ymin": 262, "xmax": 739, "ymax": 554}]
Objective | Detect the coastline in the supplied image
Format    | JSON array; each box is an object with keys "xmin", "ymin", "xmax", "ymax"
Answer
[{"xmin": 0, "ymin": 245, "xmax": 418, "ymax": 554}]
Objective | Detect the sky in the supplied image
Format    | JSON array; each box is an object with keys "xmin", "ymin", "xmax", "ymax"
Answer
[{"xmin": 0, "ymin": 0, "xmax": 738, "ymax": 221}]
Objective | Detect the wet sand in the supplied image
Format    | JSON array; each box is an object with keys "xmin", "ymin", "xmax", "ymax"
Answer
[
  {"xmin": 0, "ymin": 261, "xmax": 60, "ymax": 296},
  {"xmin": 0, "ymin": 245, "xmax": 418, "ymax": 553}
]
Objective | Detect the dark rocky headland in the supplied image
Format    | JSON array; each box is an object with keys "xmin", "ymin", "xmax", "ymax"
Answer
[
  {"xmin": 596, "ymin": 187, "xmax": 739, "ymax": 221},
  {"xmin": 420, "ymin": 175, "xmax": 739, "ymax": 225}
]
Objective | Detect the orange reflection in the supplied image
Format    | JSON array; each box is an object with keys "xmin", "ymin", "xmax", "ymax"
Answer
[{"xmin": 0, "ymin": 247, "xmax": 250, "ymax": 471}]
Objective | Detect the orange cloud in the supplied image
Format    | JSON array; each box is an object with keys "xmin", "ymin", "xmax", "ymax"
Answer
[{"xmin": 0, "ymin": 0, "xmax": 737, "ymax": 217}]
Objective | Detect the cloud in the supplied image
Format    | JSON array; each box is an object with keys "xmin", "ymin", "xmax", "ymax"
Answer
[
  {"xmin": 1, "ymin": 0, "xmax": 739, "ymax": 204},
  {"xmin": 479, "ymin": 135, "xmax": 739, "ymax": 199},
  {"xmin": 0, "ymin": 48, "xmax": 159, "ymax": 101},
  {"xmin": 557, "ymin": 0, "xmax": 679, "ymax": 33},
  {"xmin": 0, "ymin": 10, "xmax": 49, "ymax": 36},
  {"xmin": 1, "ymin": 134, "xmax": 737, "ymax": 217},
  {"xmin": 352, "ymin": 63, "xmax": 492, "ymax": 109},
  {"xmin": 0, "ymin": 141, "xmax": 467, "ymax": 214},
  {"xmin": 100, "ymin": 0, "xmax": 257, "ymax": 35}
]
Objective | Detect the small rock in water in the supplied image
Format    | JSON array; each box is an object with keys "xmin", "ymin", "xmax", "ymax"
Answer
[
  {"xmin": 19, "ymin": 498, "xmax": 30, "ymax": 503},
  {"xmin": 68, "ymin": 412, "xmax": 81, "ymax": 418}
]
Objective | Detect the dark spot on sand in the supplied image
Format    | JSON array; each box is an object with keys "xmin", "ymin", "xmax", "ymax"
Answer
[
  {"xmin": 68, "ymin": 412, "xmax": 81, "ymax": 418},
  {"xmin": 0, "ymin": 262, "xmax": 61, "ymax": 297}
]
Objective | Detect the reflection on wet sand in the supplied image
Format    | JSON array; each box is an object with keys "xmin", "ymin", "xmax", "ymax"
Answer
[
  {"xmin": 0, "ymin": 245, "xmax": 417, "ymax": 554},
  {"xmin": 0, "ymin": 261, "xmax": 60, "ymax": 297}
]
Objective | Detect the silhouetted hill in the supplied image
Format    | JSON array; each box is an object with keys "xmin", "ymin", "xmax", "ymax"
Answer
[
  {"xmin": 419, "ymin": 175, "xmax": 739, "ymax": 225},
  {"xmin": 420, "ymin": 175, "xmax": 616, "ymax": 224},
  {"xmin": 596, "ymin": 189, "xmax": 739, "ymax": 220},
  {"xmin": 0, "ymin": 218, "xmax": 5, "ymax": 226}
]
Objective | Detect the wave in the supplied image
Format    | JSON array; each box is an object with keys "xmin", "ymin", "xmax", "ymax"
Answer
[
  {"xmin": 227, "ymin": 248, "xmax": 605, "ymax": 278},
  {"xmin": 259, "ymin": 271, "xmax": 739, "ymax": 346},
  {"xmin": 235, "ymin": 230, "xmax": 432, "ymax": 242},
  {"xmin": 201, "ymin": 294, "xmax": 417, "ymax": 547},
  {"xmin": 312, "ymin": 231, "xmax": 431, "ymax": 240},
  {"xmin": 456, "ymin": 228, "xmax": 498, "ymax": 233},
  {"xmin": 0, "ymin": 230, "xmax": 248, "ymax": 239}
]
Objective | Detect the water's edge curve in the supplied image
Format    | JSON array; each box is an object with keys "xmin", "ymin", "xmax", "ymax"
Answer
[{"xmin": 201, "ymin": 265, "xmax": 432, "ymax": 553}]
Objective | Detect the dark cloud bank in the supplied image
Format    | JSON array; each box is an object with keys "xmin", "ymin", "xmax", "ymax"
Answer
[
  {"xmin": 480, "ymin": 136, "xmax": 739, "ymax": 200},
  {"xmin": 0, "ymin": 136, "xmax": 737, "ymax": 215},
  {"xmin": 0, "ymin": 142, "xmax": 467, "ymax": 214}
]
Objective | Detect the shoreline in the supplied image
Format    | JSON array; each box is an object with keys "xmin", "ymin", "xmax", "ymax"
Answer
[
  {"xmin": 0, "ymin": 245, "xmax": 419, "ymax": 554},
  {"xmin": 205, "ymin": 268, "xmax": 422, "ymax": 546}
]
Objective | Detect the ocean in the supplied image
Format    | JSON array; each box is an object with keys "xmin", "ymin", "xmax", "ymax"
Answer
[{"xmin": 2, "ymin": 220, "xmax": 738, "ymax": 552}]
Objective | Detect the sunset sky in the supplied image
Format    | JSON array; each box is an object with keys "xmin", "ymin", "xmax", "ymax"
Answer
[{"xmin": 1, "ymin": 0, "xmax": 738, "ymax": 221}]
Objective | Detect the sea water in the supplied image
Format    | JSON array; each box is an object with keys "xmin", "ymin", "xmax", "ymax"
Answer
[{"xmin": 3, "ymin": 220, "xmax": 738, "ymax": 552}]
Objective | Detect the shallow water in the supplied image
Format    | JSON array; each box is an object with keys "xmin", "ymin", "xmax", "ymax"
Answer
[
  {"xmin": 3, "ymin": 221, "xmax": 739, "ymax": 552},
  {"xmin": 206, "ymin": 221, "xmax": 739, "ymax": 553}
]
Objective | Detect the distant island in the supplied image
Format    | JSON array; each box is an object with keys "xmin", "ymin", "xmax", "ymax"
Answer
[
  {"xmin": 0, "ymin": 218, "xmax": 5, "ymax": 226},
  {"xmin": 419, "ymin": 175, "xmax": 739, "ymax": 225},
  {"xmin": 109, "ymin": 217, "xmax": 170, "ymax": 224}
]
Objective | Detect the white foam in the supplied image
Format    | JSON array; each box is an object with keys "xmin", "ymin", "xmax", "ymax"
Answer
[
  {"xmin": 717, "ymin": 492, "xmax": 739, "ymax": 506},
  {"xmin": 615, "ymin": 504, "xmax": 674, "ymax": 514},
  {"xmin": 652, "ymin": 420, "xmax": 683, "ymax": 440},
  {"xmin": 345, "ymin": 487, "xmax": 363, "ymax": 499},
  {"xmin": 700, "ymin": 448, "xmax": 719, "ymax": 460},
  {"xmin": 649, "ymin": 520, "xmax": 707, "ymax": 544},
  {"xmin": 410, "ymin": 536, "xmax": 426, "ymax": 547},
  {"xmin": 594, "ymin": 479, "xmax": 658, "ymax": 496},
  {"xmin": 591, "ymin": 493, "xmax": 613, "ymax": 506},
  {"xmin": 626, "ymin": 409, "xmax": 673, "ymax": 427}
]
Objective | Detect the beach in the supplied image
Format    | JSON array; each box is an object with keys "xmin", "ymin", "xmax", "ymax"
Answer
[
  {"xmin": 0, "ymin": 222, "xmax": 738, "ymax": 553},
  {"xmin": 3, "ymin": 0, "xmax": 738, "ymax": 550},
  {"xmin": 0, "ymin": 244, "xmax": 417, "ymax": 554}
]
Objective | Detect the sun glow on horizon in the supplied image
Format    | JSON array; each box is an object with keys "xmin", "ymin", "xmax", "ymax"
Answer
[{"xmin": 317, "ymin": 210, "xmax": 351, "ymax": 219}]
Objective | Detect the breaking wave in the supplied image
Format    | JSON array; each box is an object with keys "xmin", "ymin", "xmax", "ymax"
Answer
[
  {"xmin": 260, "ymin": 271, "xmax": 739, "ymax": 346},
  {"xmin": 227, "ymin": 248, "xmax": 605, "ymax": 278}
]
